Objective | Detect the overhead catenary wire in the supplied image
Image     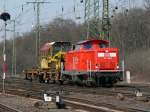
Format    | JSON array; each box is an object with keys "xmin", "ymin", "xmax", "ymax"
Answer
[
  {"xmin": 1, "ymin": 0, "xmax": 86, "ymax": 36},
  {"xmin": 25, "ymin": 1, "xmax": 83, "ymax": 28},
  {"xmin": 0, "ymin": 0, "xmax": 60, "ymax": 34},
  {"xmin": 1, "ymin": 0, "xmax": 83, "ymax": 33},
  {"xmin": 3, "ymin": 0, "xmax": 6, "ymax": 11},
  {"xmin": 6, "ymin": 3, "xmax": 28, "ymax": 14},
  {"xmin": 37, "ymin": 0, "xmax": 84, "ymax": 23},
  {"xmin": 1, "ymin": 0, "xmax": 144, "ymax": 39}
]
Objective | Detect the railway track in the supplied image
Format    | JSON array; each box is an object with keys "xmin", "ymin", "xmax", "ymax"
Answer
[
  {"xmin": 0, "ymin": 89, "xmax": 138, "ymax": 112},
  {"xmin": 3, "ymin": 88, "xmax": 150, "ymax": 112},
  {"xmin": 0, "ymin": 77, "xmax": 150, "ymax": 112},
  {"xmin": 63, "ymin": 98, "xmax": 150, "ymax": 112},
  {"xmin": 5, "ymin": 77, "xmax": 150, "ymax": 100},
  {"xmin": 0, "ymin": 88, "xmax": 123, "ymax": 112},
  {"xmin": 0, "ymin": 103, "xmax": 20, "ymax": 112},
  {"xmin": 2, "ymin": 77, "xmax": 150, "ymax": 100}
]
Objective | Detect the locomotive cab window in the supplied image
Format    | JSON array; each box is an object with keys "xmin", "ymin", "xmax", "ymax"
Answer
[
  {"xmin": 52, "ymin": 42, "xmax": 72, "ymax": 55},
  {"xmin": 52, "ymin": 45, "xmax": 61, "ymax": 55},
  {"xmin": 61, "ymin": 44, "xmax": 72, "ymax": 52},
  {"xmin": 75, "ymin": 45, "xmax": 81, "ymax": 51},
  {"xmin": 83, "ymin": 42, "xmax": 92, "ymax": 49},
  {"xmin": 99, "ymin": 43, "xmax": 108, "ymax": 48}
]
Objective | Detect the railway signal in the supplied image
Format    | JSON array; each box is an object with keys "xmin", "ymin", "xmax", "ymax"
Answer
[
  {"xmin": 0, "ymin": 12, "xmax": 11, "ymax": 94},
  {"xmin": 0, "ymin": 12, "xmax": 10, "ymax": 21}
]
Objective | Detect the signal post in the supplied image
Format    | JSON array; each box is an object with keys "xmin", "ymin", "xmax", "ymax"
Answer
[{"xmin": 0, "ymin": 12, "xmax": 11, "ymax": 94}]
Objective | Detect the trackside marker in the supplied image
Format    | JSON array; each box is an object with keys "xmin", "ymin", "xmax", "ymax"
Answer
[
  {"xmin": 126, "ymin": 71, "xmax": 131, "ymax": 84},
  {"xmin": 2, "ymin": 72, "xmax": 5, "ymax": 80},
  {"xmin": 3, "ymin": 54, "xmax": 6, "ymax": 62}
]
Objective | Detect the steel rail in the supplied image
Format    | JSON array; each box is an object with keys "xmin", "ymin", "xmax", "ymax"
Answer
[{"xmin": 0, "ymin": 103, "xmax": 21, "ymax": 112}]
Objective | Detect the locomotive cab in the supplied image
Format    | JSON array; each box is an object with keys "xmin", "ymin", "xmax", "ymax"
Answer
[
  {"xmin": 37, "ymin": 41, "xmax": 72, "ymax": 83},
  {"xmin": 40, "ymin": 42, "xmax": 72, "ymax": 69},
  {"xmin": 76, "ymin": 39, "xmax": 108, "ymax": 50}
]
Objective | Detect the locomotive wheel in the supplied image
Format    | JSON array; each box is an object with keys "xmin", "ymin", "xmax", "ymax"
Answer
[
  {"xmin": 98, "ymin": 77, "xmax": 105, "ymax": 87},
  {"xmin": 52, "ymin": 80, "xmax": 56, "ymax": 84},
  {"xmin": 59, "ymin": 80, "xmax": 64, "ymax": 85},
  {"xmin": 25, "ymin": 74, "xmax": 29, "ymax": 80},
  {"xmin": 67, "ymin": 81, "xmax": 75, "ymax": 86},
  {"xmin": 76, "ymin": 81, "xmax": 84, "ymax": 86},
  {"xmin": 95, "ymin": 77, "xmax": 101, "ymax": 87},
  {"xmin": 46, "ymin": 79, "xmax": 50, "ymax": 84},
  {"xmin": 39, "ymin": 74, "xmax": 44, "ymax": 83},
  {"xmin": 30, "ymin": 77, "xmax": 33, "ymax": 82},
  {"xmin": 38, "ymin": 76, "xmax": 42, "ymax": 83},
  {"xmin": 106, "ymin": 77, "xmax": 114, "ymax": 87},
  {"xmin": 85, "ymin": 81, "xmax": 96, "ymax": 87}
]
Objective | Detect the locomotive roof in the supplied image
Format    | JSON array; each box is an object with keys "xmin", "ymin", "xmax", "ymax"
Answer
[
  {"xmin": 77, "ymin": 39, "xmax": 109, "ymax": 45},
  {"xmin": 40, "ymin": 42, "xmax": 51, "ymax": 52},
  {"xmin": 45, "ymin": 41, "xmax": 71, "ymax": 45}
]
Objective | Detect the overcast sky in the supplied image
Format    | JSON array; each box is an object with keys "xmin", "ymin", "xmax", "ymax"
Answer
[{"xmin": 0, "ymin": 0, "xmax": 144, "ymax": 40}]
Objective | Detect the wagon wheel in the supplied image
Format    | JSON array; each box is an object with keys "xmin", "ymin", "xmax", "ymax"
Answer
[
  {"xmin": 85, "ymin": 81, "xmax": 96, "ymax": 87},
  {"xmin": 30, "ymin": 76, "xmax": 33, "ymax": 82},
  {"xmin": 25, "ymin": 73, "xmax": 29, "ymax": 80},
  {"xmin": 58, "ymin": 80, "xmax": 64, "ymax": 85},
  {"xmin": 38, "ymin": 73, "xmax": 44, "ymax": 83}
]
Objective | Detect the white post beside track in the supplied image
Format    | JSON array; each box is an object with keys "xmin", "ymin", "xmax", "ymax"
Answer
[
  {"xmin": 44, "ymin": 94, "xmax": 52, "ymax": 102},
  {"xmin": 126, "ymin": 71, "xmax": 131, "ymax": 84}
]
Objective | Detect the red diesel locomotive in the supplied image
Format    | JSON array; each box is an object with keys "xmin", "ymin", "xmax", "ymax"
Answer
[{"xmin": 62, "ymin": 39, "xmax": 123, "ymax": 86}]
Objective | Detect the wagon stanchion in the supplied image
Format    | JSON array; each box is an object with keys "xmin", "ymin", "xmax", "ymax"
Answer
[{"xmin": 59, "ymin": 62, "xmax": 64, "ymax": 85}]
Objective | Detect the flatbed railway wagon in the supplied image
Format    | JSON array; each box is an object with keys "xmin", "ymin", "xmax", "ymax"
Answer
[
  {"xmin": 62, "ymin": 39, "xmax": 123, "ymax": 86},
  {"xmin": 24, "ymin": 41, "xmax": 72, "ymax": 83}
]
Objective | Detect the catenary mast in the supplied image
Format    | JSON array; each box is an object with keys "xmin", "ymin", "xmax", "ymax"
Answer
[{"xmin": 84, "ymin": 0, "xmax": 110, "ymax": 41}]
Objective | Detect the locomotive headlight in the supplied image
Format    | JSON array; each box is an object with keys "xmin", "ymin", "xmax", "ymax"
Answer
[
  {"xmin": 110, "ymin": 53, "xmax": 116, "ymax": 57},
  {"xmin": 116, "ymin": 65, "xmax": 119, "ymax": 69},
  {"xmin": 105, "ymin": 50, "xmax": 108, "ymax": 53},
  {"xmin": 98, "ymin": 53, "xmax": 104, "ymax": 57}
]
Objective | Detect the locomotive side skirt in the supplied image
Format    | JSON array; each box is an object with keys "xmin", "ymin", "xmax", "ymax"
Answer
[
  {"xmin": 62, "ymin": 70, "xmax": 123, "ymax": 80},
  {"xmin": 61, "ymin": 70, "xmax": 123, "ymax": 86}
]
